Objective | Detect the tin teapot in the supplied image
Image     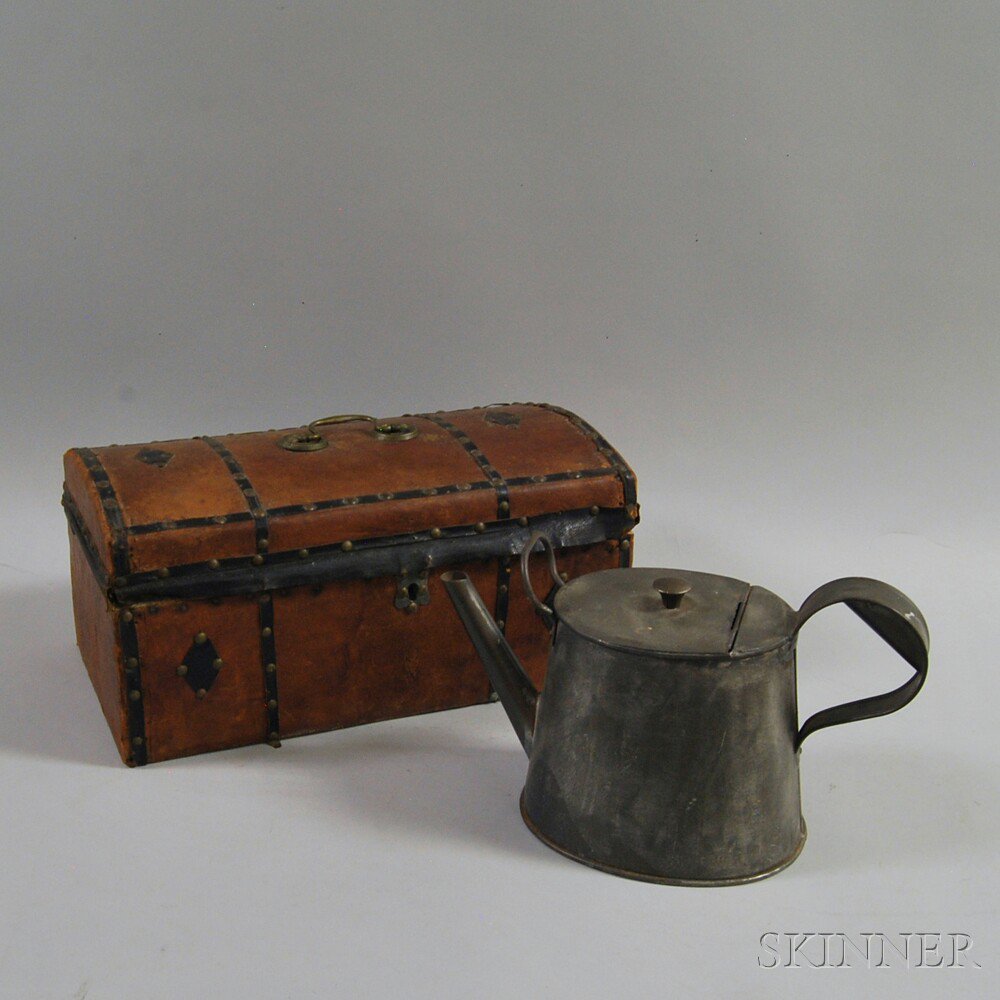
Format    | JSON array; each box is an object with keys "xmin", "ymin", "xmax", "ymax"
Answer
[{"xmin": 442, "ymin": 533, "xmax": 928, "ymax": 885}]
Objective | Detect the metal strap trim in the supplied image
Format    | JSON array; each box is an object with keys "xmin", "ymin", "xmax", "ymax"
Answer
[
  {"xmin": 420, "ymin": 413, "xmax": 510, "ymax": 519},
  {"xmin": 260, "ymin": 598, "xmax": 280, "ymax": 744},
  {"xmin": 200, "ymin": 436, "xmax": 278, "ymax": 746},
  {"xmin": 120, "ymin": 611, "xmax": 147, "ymax": 766},
  {"xmin": 122, "ymin": 468, "xmax": 615, "ymax": 536},
  {"xmin": 77, "ymin": 448, "xmax": 131, "ymax": 578},
  {"xmin": 75, "ymin": 450, "xmax": 147, "ymax": 765},
  {"xmin": 201, "ymin": 436, "xmax": 269, "ymax": 549},
  {"xmin": 63, "ymin": 490, "xmax": 110, "ymax": 589},
  {"xmin": 533, "ymin": 403, "xmax": 637, "ymax": 507},
  {"xmin": 111, "ymin": 506, "xmax": 635, "ymax": 604}
]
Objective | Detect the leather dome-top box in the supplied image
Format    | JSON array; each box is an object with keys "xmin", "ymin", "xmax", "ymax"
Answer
[{"xmin": 62, "ymin": 403, "xmax": 638, "ymax": 765}]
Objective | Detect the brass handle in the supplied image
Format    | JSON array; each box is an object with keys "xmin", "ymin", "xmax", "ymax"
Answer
[{"xmin": 279, "ymin": 414, "xmax": 418, "ymax": 452}]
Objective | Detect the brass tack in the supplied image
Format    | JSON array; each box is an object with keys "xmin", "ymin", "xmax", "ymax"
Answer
[
  {"xmin": 132, "ymin": 736, "xmax": 144, "ymax": 747},
  {"xmin": 156, "ymin": 567, "xmax": 170, "ymax": 578},
  {"xmin": 268, "ymin": 699, "xmax": 278, "ymax": 709},
  {"xmin": 499, "ymin": 500, "xmax": 510, "ymax": 512},
  {"xmin": 265, "ymin": 662, "xmax": 276, "ymax": 673},
  {"xmin": 518, "ymin": 516, "xmax": 529, "ymax": 527},
  {"xmin": 405, "ymin": 602, "xmax": 418, "ymax": 614},
  {"xmin": 303, "ymin": 503, "xmax": 317, "ymax": 512},
  {"xmin": 213, "ymin": 658, "xmax": 223, "ymax": 670},
  {"xmin": 560, "ymin": 572, "xmax": 569, "ymax": 582},
  {"xmin": 474, "ymin": 522, "xmax": 486, "ymax": 533},
  {"xmin": 497, "ymin": 619, "xmax": 505, "ymax": 629},
  {"xmin": 499, "ymin": 584, "xmax": 508, "ymax": 594},
  {"xmin": 430, "ymin": 527, "xmax": 442, "ymax": 539},
  {"xmin": 208, "ymin": 558, "xmax": 221, "ymax": 570},
  {"xmin": 269, "ymin": 731, "xmax": 279, "ymax": 741},
  {"xmin": 621, "ymin": 539, "xmax": 631, "ymax": 551},
  {"xmin": 129, "ymin": 689, "xmax": 141, "ymax": 701},
  {"xmin": 261, "ymin": 626, "xmax": 272, "ymax": 638},
  {"xmin": 122, "ymin": 610, "xmax": 134, "ymax": 623},
  {"xmin": 590, "ymin": 505, "xmax": 600, "ymax": 516},
  {"xmin": 252, "ymin": 554, "xmax": 264, "ymax": 566},
  {"xmin": 196, "ymin": 688, "xmax": 207, "ymax": 699},
  {"xmin": 177, "ymin": 664, "xmax": 188, "ymax": 676},
  {"xmin": 126, "ymin": 657, "xmax": 139, "ymax": 669},
  {"xmin": 257, "ymin": 538, "xmax": 269, "ymax": 550},
  {"xmin": 195, "ymin": 632, "xmax": 207, "ymax": 644},
  {"xmin": 213, "ymin": 515, "xmax": 227, "ymax": 524},
  {"xmin": 341, "ymin": 540, "xmax": 353, "ymax": 552},
  {"xmin": 298, "ymin": 549, "xmax": 309, "ymax": 559}
]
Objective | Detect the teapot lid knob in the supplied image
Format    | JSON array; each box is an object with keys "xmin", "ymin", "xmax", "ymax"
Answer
[{"xmin": 654, "ymin": 576, "xmax": 692, "ymax": 610}]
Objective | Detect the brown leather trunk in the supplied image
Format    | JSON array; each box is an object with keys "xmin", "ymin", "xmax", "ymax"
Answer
[{"xmin": 63, "ymin": 404, "xmax": 638, "ymax": 766}]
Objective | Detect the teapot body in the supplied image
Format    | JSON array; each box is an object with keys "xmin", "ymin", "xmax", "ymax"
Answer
[
  {"xmin": 443, "ymin": 541, "xmax": 928, "ymax": 885},
  {"xmin": 524, "ymin": 623, "xmax": 806, "ymax": 884}
]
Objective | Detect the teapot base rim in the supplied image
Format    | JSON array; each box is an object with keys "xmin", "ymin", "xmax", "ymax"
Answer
[{"xmin": 519, "ymin": 791, "xmax": 807, "ymax": 887}]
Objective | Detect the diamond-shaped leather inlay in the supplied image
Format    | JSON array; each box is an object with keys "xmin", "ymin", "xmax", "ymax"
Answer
[
  {"xmin": 136, "ymin": 447, "xmax": 174, "ymax": 468},
  {"xmin": 483, "ymin": 410, "xmax": 521, "ymax": 427},
  {"xmin": 178, "ymin": 635, "xmax": 223, "ymax": 697}
]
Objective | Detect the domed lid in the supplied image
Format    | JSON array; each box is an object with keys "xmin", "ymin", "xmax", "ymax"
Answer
[{"xmin": 552, "ymin": 567, "xmax": 797, "ymax": 659}]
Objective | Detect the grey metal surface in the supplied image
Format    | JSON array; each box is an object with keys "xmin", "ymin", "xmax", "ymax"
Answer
[
  {"xmin": 552, "ymin": 567, "xmax": 796, "ymax": 658},
  {"xmin": 444, "ymin": 535, "xmax": 930, "ymax": 885}
]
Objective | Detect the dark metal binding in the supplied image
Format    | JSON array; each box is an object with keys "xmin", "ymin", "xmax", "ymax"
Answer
[
  {"xmin": 200, "ymin": 436, "xmax": 279, "ymax": 746},
  {"xmin": 495, "ymin": 557, "xmax": 512, "ymax": 637},
  {"xmin": 201, "ymin": 436, "xmax": 269, "ymax": 551},
  {"xmin": 75, "ymin": 449, "xmax": 147, "ymax": 765},
  {"xmin": 533, "ymin": 403, "xmax": 637, "ymax": 507},
  {"xmin": 77, "ymin": 448, "xmax": 131, "ymax": 579},
  {"xmin": 107, "ymin": 506, "xmax": 635, "ymax": 604},
  {"xmin": 420, "ymin": 413, "xmax": 513, "ymax": 640},
  {"xmin": 62, "ymin": 490, "xmax": 110, "ymax": 590},
  {"xmin": 421, "ymin": 413, "xmax": 510, "ymax": 519},
  {"xmin": 259, "ymin": 599, "xmax": 280, "ymax": 746},
  {"xmin": 123, "ymin": 468, "xmax": 615, "ymax": 537},
  {"xmin": 129, "ymin": 512, "xmax": 255, "ymax": 536},
  {"xmin": 119, "ymin": 609, "xmax": 147, "ymax": 766}
]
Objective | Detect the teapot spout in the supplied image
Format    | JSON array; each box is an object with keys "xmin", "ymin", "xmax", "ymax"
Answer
[{"xmin": 442, "ymin": 571, "xmax": 538, "ymax": 755}]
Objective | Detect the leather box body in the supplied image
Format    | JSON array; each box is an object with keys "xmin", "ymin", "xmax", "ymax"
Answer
[{"xmin": 63, "ymin": 404, "xmax": 638, "ymax": 765}]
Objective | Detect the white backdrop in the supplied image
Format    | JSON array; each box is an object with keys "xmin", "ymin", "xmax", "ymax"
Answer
[{"xmin": 1, "ymin": 3, "xmax": 996, "ymax": 998}]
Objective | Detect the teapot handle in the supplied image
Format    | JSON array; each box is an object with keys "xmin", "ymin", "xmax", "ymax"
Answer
[
  {"xmin": 793, "ymin": 577, "xmax": 929, "ymax": 749},
  {"xmin": 520, "ymin": 532, "xmax": 564, "ymax": 629}
]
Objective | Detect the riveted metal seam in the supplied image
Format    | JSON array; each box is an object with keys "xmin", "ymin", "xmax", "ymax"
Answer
[
  {"xmin": 122, "ymin": 469, "xmax": 614, "ymax": 536},
  {"xmin": 200, "ymin": 436, "xmax": 269, "ymax": 549},
  {"xmin": 532, "ymin": 403, "xmax": 637, "ymax": 507},
  {"xmin": 200, "ymin": 436, "xmax": 278, "ymax": 744},
  {"xmin": 419, "ymin": 412, "xmax": 513, "ymax": 639},
  {"xmin": 75, "ymin": 449, "xmax": 148, "ymax": 765},
  {"xmin": 259, "ymin": 598, "xmax": 280, "ymax": 744}
]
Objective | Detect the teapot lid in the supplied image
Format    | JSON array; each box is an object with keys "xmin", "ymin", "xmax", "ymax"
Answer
[{"xmin": 552, "ymin": 567, "xmax": 797, "ymax": 659}]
